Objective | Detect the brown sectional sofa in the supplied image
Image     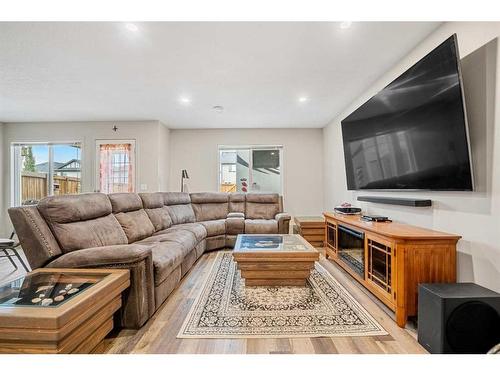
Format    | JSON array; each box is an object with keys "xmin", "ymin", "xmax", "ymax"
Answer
[{"xmin": 8, "ymin": 191, "xmax": 290, "ymax": 329}]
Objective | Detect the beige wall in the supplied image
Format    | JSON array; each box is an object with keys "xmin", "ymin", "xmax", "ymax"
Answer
[
  {"xmin": 2, "ymin": 120, "xmax": 170, "ymax": 234},
  {"xmin": 323, "ymin": 22, "xmax": 500, "ymax": 292},
  {"xmin": 169, "ymin": 128, "xmax": 323, "ymax": 216}
]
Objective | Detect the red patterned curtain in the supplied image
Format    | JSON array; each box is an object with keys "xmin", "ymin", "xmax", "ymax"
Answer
[{"xmin": 99, "ymin": 143, "xmax": 134, "ymax": 193}]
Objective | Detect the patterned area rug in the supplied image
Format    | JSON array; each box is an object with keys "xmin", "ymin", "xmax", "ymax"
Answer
[{"xmin": 178, "ymin": 252, "xmax": 387, "ymax": 338}]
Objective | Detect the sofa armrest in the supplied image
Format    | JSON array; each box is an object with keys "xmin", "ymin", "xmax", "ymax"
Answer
[
  {"xmin": 227, "ymin": 212, "xmax": 245, "ymax": 219},
  {"xmin": 46, "ymin": 244, "xmax": 154, "ymax": 329},
  {"xmin": 275, "ymin": 212, "xmax": 291, "ymax": 234},
  {"xmin": 8, "ymin": 205, "xmax": 62, "ymax": 269},
  {"xmin": 226, "ymin": 216, "xmax": 245, "ymax": 235},
  {"xmin": 46, "ymin": 244, "xmax": 152, "ymax": 268}
]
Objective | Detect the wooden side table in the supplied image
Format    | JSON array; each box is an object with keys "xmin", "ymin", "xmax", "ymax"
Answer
[
  {"xmin": 0, "ymin": 268, "xmax": 130, "ymax": 353},
  {"xmin": 293, "ymin": 216, "xmax": 325, "ymax": 247}
]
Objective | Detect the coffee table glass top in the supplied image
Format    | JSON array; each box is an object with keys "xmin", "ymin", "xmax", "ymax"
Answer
[
  {"xmin": 234, "ymin": 234, "xmax": 316, "ymax": 252},
  {"xmin": 0, "ymin": 271, "xmax": 109, "ymax": 308}
]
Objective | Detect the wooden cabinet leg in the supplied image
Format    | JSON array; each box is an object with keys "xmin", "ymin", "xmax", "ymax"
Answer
[{"xmin": 396, "ymin": 307, "xmax": 407, "ymax": 328}]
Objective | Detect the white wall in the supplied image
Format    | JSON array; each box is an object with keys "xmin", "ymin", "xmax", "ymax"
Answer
[
  {"xmin": 323, "ymin": 22, "xmax": 500, "ymax": 292},
  {"xmin": 158, "ymin": 122, "xmax": 170, "ymax": 191},
  {"xmin": 0, "ymin": 123, "xmax": 5, "ymax": 236},
  {"xmin": 2, "ymin": 120, "xmax": 170, "ymax": 233},
  {"xmin": 169, "ymin": 128, "xmax": 323, "ymax": 216}
]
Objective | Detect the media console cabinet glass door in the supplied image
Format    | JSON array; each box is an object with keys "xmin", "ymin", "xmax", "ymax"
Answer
[
  {"xmin": 323, "ymin": 212, "xmax": 460, "ymax": 327},
  {"xmin": 0, "ymin": 268, "xmax": 130, "ymax": 354}
]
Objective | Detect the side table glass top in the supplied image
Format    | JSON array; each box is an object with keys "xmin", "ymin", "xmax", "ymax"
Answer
[{"xmin": 0, "ymin": 271, "xmax": 109, "ymax": 308}]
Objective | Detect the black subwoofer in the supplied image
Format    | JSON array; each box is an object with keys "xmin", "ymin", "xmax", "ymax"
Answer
[{"xmin": 418, "ymin": 283, "xmax": 500, "ymax": 354}]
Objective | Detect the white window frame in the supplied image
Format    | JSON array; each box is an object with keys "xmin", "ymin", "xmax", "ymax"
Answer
[
  {"xmin": 11, "ymin": 141, "xmax": 83, "ymax": 206},
  {"xmin": 217, "ymin": 145, "xmax": 284, "ymax": 195},
  {"xmin": 95, "ymin": 139, "xmax": 136, "ymax": 193}
]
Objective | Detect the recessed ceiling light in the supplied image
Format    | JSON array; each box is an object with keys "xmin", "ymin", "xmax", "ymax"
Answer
[
  {"xmin": 179, "ymin": 96, "xmax": 191, "ymax": 105},
  {"xmin": 298, "ymin": 96, "xmax": 309, "ymax": 103},
  {"xmin": 125, "ymin": 23, "xmax": 139, "ymax": 32},
  {"xmin": 213, "ymin": 105, "xmax": 224, "ymax": 113},
  {"xmin": 340, "ymin": 21, "xmax": 352, "ymax": 29}
]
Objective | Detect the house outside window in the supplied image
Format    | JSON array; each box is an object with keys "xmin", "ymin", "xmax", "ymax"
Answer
[
  {"xmin": 218, "ymin": 146, "xmax": 283, "ymax": 194},
  {"xmin": 12, "ymin": 142, "xmax": 82, "ymax": 206}
]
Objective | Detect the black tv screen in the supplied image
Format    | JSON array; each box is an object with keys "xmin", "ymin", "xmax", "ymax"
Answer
[{"xmin": 341, "ymin": 34, "xmax": 473, "ymax": 191}]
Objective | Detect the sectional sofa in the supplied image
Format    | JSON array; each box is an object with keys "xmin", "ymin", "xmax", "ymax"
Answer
[{"xmin": 8, "ymin": 192, "xmax": 290, "ymax": 328}]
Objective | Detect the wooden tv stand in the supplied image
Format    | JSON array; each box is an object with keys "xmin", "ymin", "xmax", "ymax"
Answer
[{"xmin": 323, "ymin": 212, "xmax": 460, "ymax": 327}]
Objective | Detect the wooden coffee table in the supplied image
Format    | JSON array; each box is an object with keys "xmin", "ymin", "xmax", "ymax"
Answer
[
  {"xmin": 233, "ymin": 234, "xmax": 320, "ymax": 286},
  {"xmin": 0, "ymin": 268, "xmax": 129, "ymax": 354}
]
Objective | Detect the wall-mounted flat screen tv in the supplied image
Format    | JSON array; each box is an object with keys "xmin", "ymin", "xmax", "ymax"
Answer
[{"xmin": 341, "ymin": 34, "xmax": 473, "ymax": 190}]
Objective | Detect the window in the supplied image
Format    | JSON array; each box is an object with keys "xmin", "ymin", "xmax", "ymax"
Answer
[
  {"xmin": 218, "ymin": 146, "xmax": 282, "ymax": 194},
  {"xmin": 12, "ymin": 142, "xmax": 82, "ymax": 205},
  {"xmin": 96, "ymin": 140, "xmax": 136, "ymax": 194}
]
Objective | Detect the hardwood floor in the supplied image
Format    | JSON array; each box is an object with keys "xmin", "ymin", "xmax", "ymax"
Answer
[
  {"xmin": 95, "ymin": 249, "xmax": 427, "ymax": 354},
  {"xmin": 0, "ymin": 247, "xmax": 426, "ymax": 353}
]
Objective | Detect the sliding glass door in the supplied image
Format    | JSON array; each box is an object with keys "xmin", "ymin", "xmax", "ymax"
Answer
[
  {"xmin": 218, "ymin": 146, "xmax": 283, "ymax": 194},
  {"xmin": 12, "ymin": 142, "xmax": 82, "ymax": 206}
]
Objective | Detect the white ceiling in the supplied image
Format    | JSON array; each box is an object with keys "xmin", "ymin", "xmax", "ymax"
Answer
[{"xmin": 0, "ymin": 22, "xmax": 441, "ymax": 128}]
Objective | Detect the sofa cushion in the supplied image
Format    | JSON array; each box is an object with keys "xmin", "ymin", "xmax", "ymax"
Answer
[
  {"xmin": 161, "ymin": 223, "xmax": 206, "ymax": 242},
  {"xmin": 137, "ymin": 229, "xmax": 197, "ymax": 257},
  {"xmin": 106, "ymin": 192, "xmax": 155, "ymax": 243},
  {"xmin": 108, "ymin": 193, "xmax": 143, "ymax": 213},
  {"xmin": 190, "ymin": 192, "xmax": 228, "ymax": 204},
  {"xmin": 49, "ymin": 214, "xmax": 128, "ymax": 252},
  {"xmin": 192, "ymin": 202, "xmax": 229, "ymax": 221},
  {"xmin": 165, "ymin": 205, "xmax": 195, "ymax": 225},
  {"xmin": 38, "ymin": 193, "xmax": 128, "ymax": 253},
  {"xmin": 140, "ymin": 193, "xmax": 173, "ymax": 232},
  {"xmin": 198, "ymin": 219, "xmax": 226, "ymax": 237},
  {"xmin": 245, "ymin": 193, "xmax": 280, "ymax": 220},
  {"xmin": 246, "ymin": 193, "xmax": 280, "ymax": 204},
  {"xmin": 145, "ymin": 207, "xmax": 172, "ymax": 232},
  {"xmin": 162, "ymin": 192, "xmax": 196, "ymax": 225},
  {"xmin": 139, "ymin": 192, "xmax": 164, "ymax": 209},
  {"xmin": 150, "ymin": 242, "xmax": 185, "ymax": 286},
  {"xmin": 229, "ymin": 193, "xmax": 245, "ymax": 213},
  {"xmin": 162, "ymin": 192, "xmax": 191, "ymax": 205},
  {"xmin": 190, "ymin": 192, "xmax": 229, "ymax": 221},
  {"xmin": 38, "ymin": 193, "xmax": 112, "ymax": 223},
  {"xmin": 114, "ymin": 209, "xmax": 155, "ymax": 243},
  {"xmin": 244, "ymin": 219, "xmax": 278, "ymax": 234}
]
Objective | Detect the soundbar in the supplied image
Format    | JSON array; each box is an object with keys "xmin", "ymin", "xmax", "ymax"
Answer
[{"xmin": 357, "ymin": 196, "xmax": 432, "ymax": 207}]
